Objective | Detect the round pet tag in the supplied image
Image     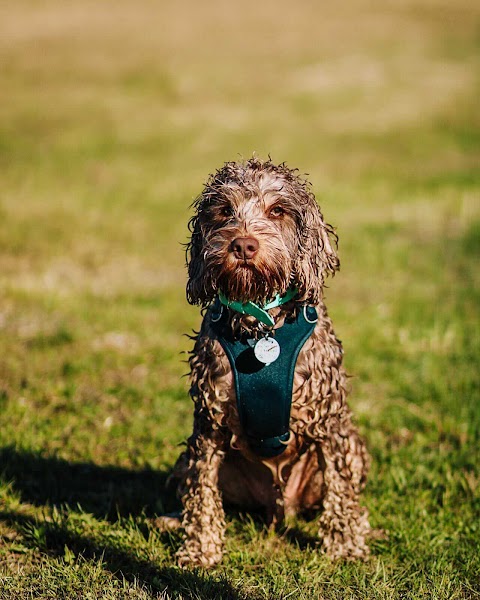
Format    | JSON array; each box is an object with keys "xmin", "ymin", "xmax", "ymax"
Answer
[{"xmin": 254, "ymin": 336, "xmax": 281, "ymax": 365}]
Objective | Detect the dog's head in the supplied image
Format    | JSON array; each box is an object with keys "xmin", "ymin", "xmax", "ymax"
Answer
[{"xmin": 186, "ymin": 157, "xmax": 339, "ymax": 307}]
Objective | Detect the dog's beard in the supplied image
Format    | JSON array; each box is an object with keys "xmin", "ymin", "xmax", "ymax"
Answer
[
  {"xmin": 206, "ymin": 252, "xmax": 293, "ymax": 304},
  {"xmin": 197, "ymin": 220, "xmax": 298, "ymax": 304}
]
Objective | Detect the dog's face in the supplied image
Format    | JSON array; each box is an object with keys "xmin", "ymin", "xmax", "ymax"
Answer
[{"xmin": 186, "ymin": 158, "xmax": 339, "ymax": 307}]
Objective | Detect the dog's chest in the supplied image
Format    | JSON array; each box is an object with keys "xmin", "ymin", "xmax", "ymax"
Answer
[{"xmin": 194, "ymin": 307, "xmax": 333, "ymax": 456}]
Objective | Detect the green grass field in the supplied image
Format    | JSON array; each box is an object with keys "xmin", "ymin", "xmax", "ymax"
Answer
[{"xmin": 1, "ymin": 1, "xmax": 479, "ymax": 598}]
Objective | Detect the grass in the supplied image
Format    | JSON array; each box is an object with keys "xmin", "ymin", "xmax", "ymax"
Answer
[{"xmin": 0, "ymin": 0, "xmax": 479, "ymax": 598}]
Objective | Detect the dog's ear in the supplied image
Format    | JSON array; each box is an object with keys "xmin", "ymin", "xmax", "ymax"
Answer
[
  {"xmin": 294, "ymin": 197, "xmax": 340, "ymax": 305},
  {"xmin": 186, "ymin": 209, "xmax": 207, "ymax": 306}
]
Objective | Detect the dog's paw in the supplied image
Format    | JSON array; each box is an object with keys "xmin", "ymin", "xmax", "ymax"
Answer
[
  {"xmin": 152, "ymin": 513, "xmax": 182, "ymax": 532},
  {"xmin": 176, "ymin": 542, "xmax": 223, "ymax": 569}
]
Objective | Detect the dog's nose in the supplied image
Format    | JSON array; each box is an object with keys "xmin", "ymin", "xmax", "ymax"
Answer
[{"xmin": 231, "ymin": 237, "xmax": 259, "ymax": 260}]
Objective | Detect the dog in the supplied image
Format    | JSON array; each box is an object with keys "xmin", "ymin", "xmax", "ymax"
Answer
[{"xmin": 168, "ymin": 156, "xmax": 371, "ymax": 567}]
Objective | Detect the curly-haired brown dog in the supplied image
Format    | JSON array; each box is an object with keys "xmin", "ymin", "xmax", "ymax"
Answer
[{"xmin": 170, "ymin": 156, "xmax": 371, "ymax": 567}]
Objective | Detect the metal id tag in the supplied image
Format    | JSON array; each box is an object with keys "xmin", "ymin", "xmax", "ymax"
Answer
[{"xmin": 253, "ymin": 336, "xmax": 281, "ymax": 365}]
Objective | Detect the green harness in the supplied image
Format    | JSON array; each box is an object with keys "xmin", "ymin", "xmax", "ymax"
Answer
[{"xmin": 210, "ymin": 299, "xmax": 318, "ymax": 458}]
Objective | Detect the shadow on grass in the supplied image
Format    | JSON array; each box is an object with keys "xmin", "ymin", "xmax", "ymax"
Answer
[
  {"xmin": 0, "ymin": 446, "xmax": 312, "ymax": 598},
  {"xmin": 0, "ymin": 509, "xmax": 255, "ymax": 600},
  {"xmin": 281, "ymin": 526, "xmax": 319, "ymax": 551},
  {"xmin": 0, "ymin": 446, "xmax": 261, "ymax": 599},
  {"xmin": 0, "ymin": 445, "xmax": 179, "ymax": 519}
]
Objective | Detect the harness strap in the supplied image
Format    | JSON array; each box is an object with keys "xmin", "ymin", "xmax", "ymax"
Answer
[
  {"xmin": 210, "ymin": 301, "xmax": 318, "ymax": 457},
  {"xmin": 218, "ymin": 288, "xmax": 298, "ymax": 326}
]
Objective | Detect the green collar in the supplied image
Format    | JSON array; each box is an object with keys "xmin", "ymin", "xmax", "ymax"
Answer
[{"xmin": 218, "ymin": 288, "xmax": 298, "ymax": 326}]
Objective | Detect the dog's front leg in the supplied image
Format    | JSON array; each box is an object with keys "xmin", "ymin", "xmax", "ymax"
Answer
[
  {"xmin": 176, "ymin": 422, "xmax": 227, "ymax": 568},
  {"xmin": 316, "ymin": 419, "xmax": 371, "ymax": 560}
]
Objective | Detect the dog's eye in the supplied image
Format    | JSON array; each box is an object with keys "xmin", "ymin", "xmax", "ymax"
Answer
[
  {"xmin": 220, "ymin": 205, "xmax": 234, "ymax": 218},
  {"xmin": 269, "ymin": 205, "xmax": 285, "ymax": 218}
]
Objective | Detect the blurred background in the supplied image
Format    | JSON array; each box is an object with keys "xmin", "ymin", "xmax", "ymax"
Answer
[{"xmin": 0, "ymin": 0, "xmax": 479, "ymax": 596}]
